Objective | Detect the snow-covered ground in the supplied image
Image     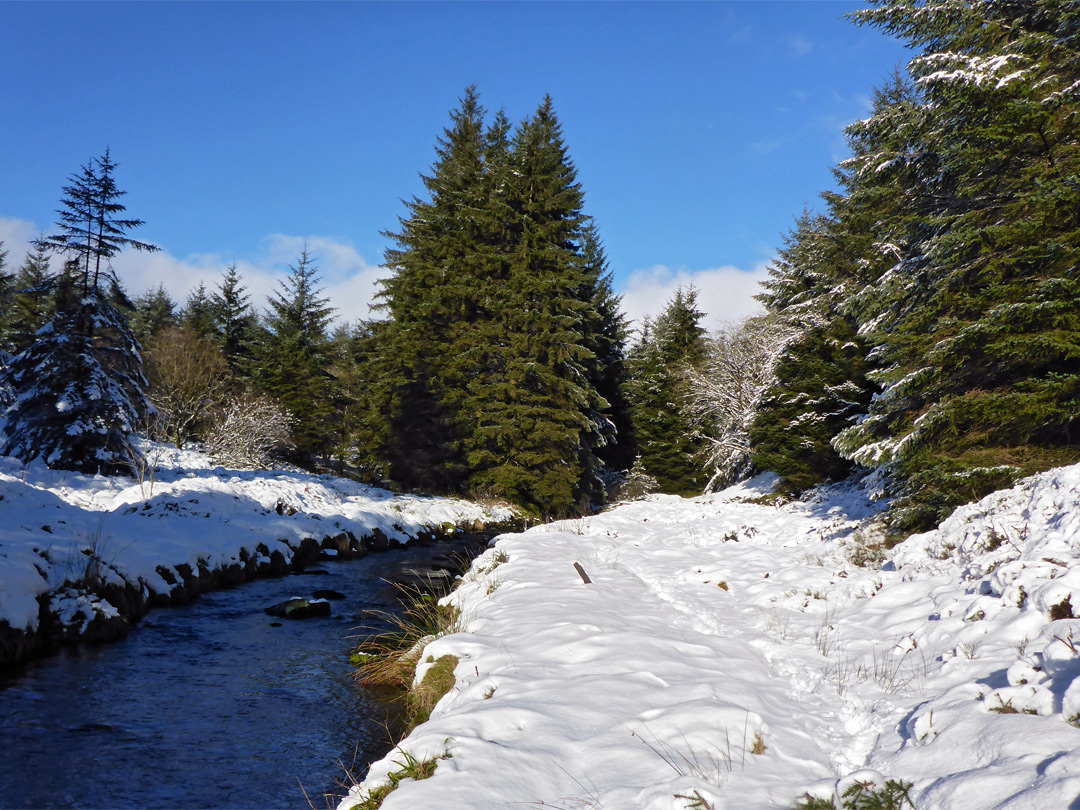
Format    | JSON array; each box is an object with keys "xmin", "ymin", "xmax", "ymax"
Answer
[
  {"xmin": 343, "ymin": 465, "xmax": 1080, "ymax": 809},
  {"xmin": 0, "ymin": 445, "xmax": 515, "ymax": 644}
]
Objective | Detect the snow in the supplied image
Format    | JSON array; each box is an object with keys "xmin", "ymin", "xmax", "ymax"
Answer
[
  {"xmin": 913, "ymin": 52, "xmax": 1029, "ymax": 91},
  {"xmin": 0, "ymin": 446, "xmax": 515, "ymax": 634},
  {"xmin": 5, "ymin": 437, "xmax": 1080, "ymax": 807},
  {"xmin": 340, "ymin": 464, "xmax": 1080, "ymax": 809}
]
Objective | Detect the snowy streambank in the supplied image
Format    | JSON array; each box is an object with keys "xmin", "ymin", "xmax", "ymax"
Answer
[
  {"xmin": 342, "ymin": 465, "xmax": 1080, "ymax": 809},
  {"xmin": 0, "ymin": 446, "xmax": 516, "ymax": 669}
]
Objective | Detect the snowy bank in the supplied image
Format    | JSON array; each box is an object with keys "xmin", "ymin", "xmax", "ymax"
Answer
[
  {"xmin": 341, "ymin": 465, "xmax": 1080, "ymax": 809},
  {"xmin": 0, "ymin": 446, "xmax": 516, "ymax": 669}
]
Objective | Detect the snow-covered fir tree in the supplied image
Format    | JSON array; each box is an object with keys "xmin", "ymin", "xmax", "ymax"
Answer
[{"xmin": 1, "ymin": 150, "xmax": 158, "ymax": 475}]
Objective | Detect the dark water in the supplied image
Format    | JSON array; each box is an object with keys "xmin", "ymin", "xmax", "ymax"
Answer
[{"xmin": 0, "ymin": 548, "xmax": 443, "ymax": 810}]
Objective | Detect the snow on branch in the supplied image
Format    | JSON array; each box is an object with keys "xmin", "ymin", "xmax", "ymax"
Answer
[
  {"xmin": 683, "ymin": 315, "xmax": 798, "ymax": 491},
  {"xmin": 204, "ymin": 391, "xmax": 295, "ymax": 470},
  {"xmin": 912, "ymin": 51, "xmax": 1029, "ymax": 90}
]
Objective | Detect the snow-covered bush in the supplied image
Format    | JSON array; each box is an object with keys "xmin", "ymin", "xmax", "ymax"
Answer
[
  {"xmin": 683, "ymin": 315, "xmax": 796, "ymax": 490},
  {"xmin": 203, "ymin": 391, "xmax": 294, "ymax": 469},
  {"xmin": 610, "ymin": 456, "xmax": 658, "ymax": 501}
]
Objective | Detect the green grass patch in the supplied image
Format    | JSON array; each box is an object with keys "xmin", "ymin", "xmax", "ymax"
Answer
[
  {"xmin": 353, "ymin": 583, "xmax": 462, "ymax": 691},
  {"xmin": 797, "ymin": 778, "xmax": 915, "ymax": 809},
  {"xmin": 348, "ymin": 750, "xmax": 447, "ymax": 810},
  {"xmin": 352, "ymin": 583, "xmax": 463, "ymax": 731}
]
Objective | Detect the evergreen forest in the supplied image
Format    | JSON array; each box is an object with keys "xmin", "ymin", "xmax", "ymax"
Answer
[{"xmin": 1, "ymin": 0, "xmax": 1078, "ymax": 532}]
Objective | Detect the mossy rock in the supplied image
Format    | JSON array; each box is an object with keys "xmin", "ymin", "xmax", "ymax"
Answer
[{"xmin": 408, "ymin": 654, "xmax": 458, "ymax": 726}]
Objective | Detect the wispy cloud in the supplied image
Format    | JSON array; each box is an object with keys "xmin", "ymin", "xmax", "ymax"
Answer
[
  {"xmin": 0, "ymin": 217, "xmax": 386, "ymax": 325},
  {"xmin": 618, "ymin": 263, "xmax": 770, "ymax": 334},
  {"xmin": 784, "ymin": 34, "xmax": 814, "ymax": 59}
]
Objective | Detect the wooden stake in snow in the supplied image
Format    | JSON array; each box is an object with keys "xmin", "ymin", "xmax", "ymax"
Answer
[{"xmin": 573, "ymin": 562, "xmax": 592, "ymax": 584}]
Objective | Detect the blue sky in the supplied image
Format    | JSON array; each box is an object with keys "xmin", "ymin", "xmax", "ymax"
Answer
[{"xmin": 0, "ymin": 1, "xmax": 911, "ymax": 329}]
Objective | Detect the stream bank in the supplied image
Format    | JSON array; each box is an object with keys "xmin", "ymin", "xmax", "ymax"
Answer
[
  {"xmin": 0, "ymin": 535, "xmax": 510, "ymax": 810},
  {"xmin": 0, "ymin": 519, "xmax": 519, "ymax": 673},
  {"xmin": 0, "ymin": 449, "xmax": 521, "ymax": 674}
]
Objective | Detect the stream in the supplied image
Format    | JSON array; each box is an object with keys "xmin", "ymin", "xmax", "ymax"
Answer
[{"xmin": 0, "ymin": 542, "xmax": 477, "ymax": 809}]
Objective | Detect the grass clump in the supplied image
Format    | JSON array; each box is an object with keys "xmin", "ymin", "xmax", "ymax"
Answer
[
  {"xmin": 348, "ymin": 750, "xmax": 447, "ymax": 810},
  {"xmin": 797, "ymin": 779, "xmax": 915, "ymax": 810},
  {"xmin": 750, "ymin": 731, "xmax": 767, "ymax": 755},
  {"xmin": 352, "ymin": 583, "xmax": 463, "ymax": 731},
  {"xmin": 674, "ymin": 789, "xmax": 715, "ymax": 809},
  {"xmin": 846, "ymin": 522, "xmax": 900, "ymax": 569},
  {"xmin": 353, "ymin": 583, "xmax": 462, "ymax": 691}
]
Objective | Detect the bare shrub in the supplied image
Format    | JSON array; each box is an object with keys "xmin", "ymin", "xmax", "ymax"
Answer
[
  {"xmin": 204, "ymin": 390, "xmax": 294, "ymax": 469},
  {"xmin": 146, "ymin": 327, "xmax": 230, "ymax": 448},
  {"xmin": 683, "ymin": 315, "xmax": 797, "ymax": 490},
  {"xmin": 122, "ymin": 417, "xmax": 170, "ymax": 498}
]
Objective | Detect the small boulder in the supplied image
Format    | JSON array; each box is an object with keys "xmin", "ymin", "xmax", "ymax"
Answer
[
  {"xmin": 264, "ymin": 598, "xmax": 331, "ymax": 620},
  {"xmin": 312, "ymin": 589, "xmax": 347, "ymax": 601}
]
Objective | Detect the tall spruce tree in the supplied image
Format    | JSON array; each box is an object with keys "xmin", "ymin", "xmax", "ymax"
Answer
[
  {"xmin": 376, "ymin": 86, "xmax": 489, "ymax": 492},
  {"xmin": 580, "ymin": 221, "xmax": 636, "ymax": 475},
  {"xmin": 2, "ymin": 150, "xmax": 157, "ymax": 473},
  {"xmin": 462, "ymin": 96, "xmax": 609, "ymax": 515},
  {"xmin": 830, "ymin": 0, "xmax": 1080, "ymax": 529},
  {"xmin": 375, "ymin": 89, "xmax": 626, "ymax": 514},
  {"xmin": 210, "ymin": 263, "xmax": 258, "ymax": 370}
]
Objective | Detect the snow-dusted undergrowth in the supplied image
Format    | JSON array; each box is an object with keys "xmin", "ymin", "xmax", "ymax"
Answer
[
  {"xmin": 342, "ymin": 465, "xmax": 1080, "ymax": 809},
  {"xmin": 0, "ymin": 445, "xmax": 514, "ymax": 640}
]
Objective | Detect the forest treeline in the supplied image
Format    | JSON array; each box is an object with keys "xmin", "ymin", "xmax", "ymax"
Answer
[{"xmin": 1, "ymin": 0, "xmax": 1078, "ymax": 530}]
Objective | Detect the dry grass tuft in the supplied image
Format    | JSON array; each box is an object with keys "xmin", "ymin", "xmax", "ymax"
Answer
[{"xmin": 353, "ymin": 583, "xmax": 462, "ymax": 690}]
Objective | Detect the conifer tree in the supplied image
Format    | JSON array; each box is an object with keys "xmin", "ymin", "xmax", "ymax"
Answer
[
  {"xmin": 749, "ymin": 211, "xmax": 879, "ymax": 494},
  {"xmin": 338, "ymin": 319, "xmax": 394, "ymax": 482},
  {"xmin": 130, "ymin": 284, "xmax": 178, "ymax": 342},
  {"xmin": 181, "ymin": 282, "xmax": 215, "ymax": 339},
  {"xmin": 376, "ymin": 86, "xmax": 491, "ymax": 492},
  {"xmin": 37, "ymin": 148, "xmax": 159, "ymax": 295},
  {"xmin": 462, "ymin": 96, "xmax": 608, "ymax": 515},
  {"xmin": 210, "ymin": 263, "xmax": 258, "ymax": 370},
  {"xmin": 580, "ymin": 221, "xmax": 636, "ymax": 475},
  {"xmin": 832, "ymin": 0, "xmax": 1080, "ymax": 529},
  {"xmin": 374, "ymin": 89, "xmax": 626, "ymax": 514},
  {"xmin": 0, "ymin": 242, "xmax": 13, "ymax": 354},
  {"xmin": 250, "ymin": 245, "xmax": 335, "ymax": 461},
  {"xmin": 8, "ymin": 241, "xmax": 56, "ymax": 354},
  {"xmin": 2, "ymin": 150, "xmax": 157, "ymax": 473},
  {"xmin": 625, "ymin": 287, "xmax": 709, "ymax": 495}
]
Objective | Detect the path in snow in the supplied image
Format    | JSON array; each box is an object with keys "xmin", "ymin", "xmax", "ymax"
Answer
[{"xmin": 341, "ymin": 469, "xmax": 1080, "ymax": 810}]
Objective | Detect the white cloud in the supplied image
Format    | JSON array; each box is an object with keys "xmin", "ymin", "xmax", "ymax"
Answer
[
  {"xmin": 113, "ymin": 235, "xmax": 387, "ymax": 324},
  {"xmin": 0, "ymin": 217, "xmax": 387, "ymax": 324},
  {"xmin": 5, "ymin": 215, "xmax": 768, "ymax": 339},
  {"xmin": 618, "ymin": 263, "xmax": 771, "ymax": 335},
  {"xmin": 0, "ymin": 217, "xmax": 43, "ymax": 269}
]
